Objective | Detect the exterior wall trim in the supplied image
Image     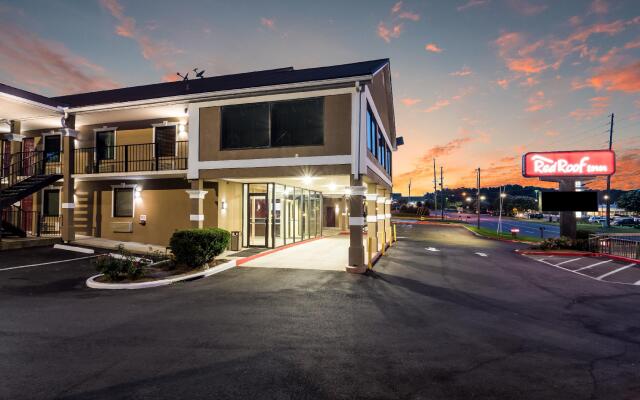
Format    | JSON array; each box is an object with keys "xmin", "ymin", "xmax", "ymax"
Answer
[{"xmin": 196, "ymin": 155, "xmax": 351, "ymax": 170}]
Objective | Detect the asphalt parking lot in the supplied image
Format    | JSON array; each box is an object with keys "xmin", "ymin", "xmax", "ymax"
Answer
[
  {"xmin": 525, "ymin": 254, "xmax": 640, "ymax": 285},
  {"xmin": 1, "ymin": 226, "xmax": 640, "ymax": 400}
]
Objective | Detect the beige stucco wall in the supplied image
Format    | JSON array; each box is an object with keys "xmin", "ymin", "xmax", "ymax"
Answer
[
  {"xmin": 199, "ymin": 94, "xmax": 351, "ymax": 161},
  {"xmin": 216, "ymin": 180, "xmax": 243, "ymax": 235},
  {"xmin": 74, "ymin": 178, "xmax": 217, "ymax": 247}
]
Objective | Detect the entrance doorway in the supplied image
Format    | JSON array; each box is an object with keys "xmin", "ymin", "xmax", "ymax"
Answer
[{"xmin": 248, "ymin": 193, "xmax": 268, "ymax": 247}]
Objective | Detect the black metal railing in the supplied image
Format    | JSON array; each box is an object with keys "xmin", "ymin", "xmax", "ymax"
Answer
[
  {"xmin": 0, "ymin": 205, "xmax": 60, "ymax": 238},
  {"xmin": 589, "ymin": 234, "xmax": 640, "ymax": 260},
  {"xmin": 0, "ymin": 150, "xmax": 62, "ymax": 187},
  {"xmin": 74, "ymin": 141, "xmax": 188, "ymax": 174}
]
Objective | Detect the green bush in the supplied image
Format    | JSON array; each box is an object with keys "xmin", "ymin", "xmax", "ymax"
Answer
[
  {"xmin": 93, "ymin": 245, "xmax": 147, "ymax": 281},
  {"xmin": 169, "ymin": 228, "xmax": 231, "ymax": 268},
  {"xmin": 537, "ymin": 236, "xmax": 573, "ymax": 250}
]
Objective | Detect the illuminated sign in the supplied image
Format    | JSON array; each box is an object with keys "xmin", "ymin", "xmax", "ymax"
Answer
[{"xmin": 522, "ymin": 150, "xmax": 615, "ymax": 178}]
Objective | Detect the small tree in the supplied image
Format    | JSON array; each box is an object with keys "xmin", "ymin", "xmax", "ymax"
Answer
[{"xmin": 617, "ymin": 190, "xmax": 640, "ymax": 213}]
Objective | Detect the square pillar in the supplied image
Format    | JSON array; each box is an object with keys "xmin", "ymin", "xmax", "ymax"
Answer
[
  {"xmin": 347, "ymin": 177, "xmax": 366, "ymax": 274},
  {"xmin": 186, "ymin": 179, "xmax": 207, "ymax": 228},
  {"xmin": 61, "ymin": 128, "xmax": 77, "ymax": 243},
  {"xmin": 341, "ymin": 196, "xmax": 349, "ymax": 231},
  {"xmin": 377, "ymin": 188, "xmax": 386, "ymax": 250},
  {"xmin": 385, "ymin": 197, "xmax": 392, "ymax": 244},
  {"xmin": 366, "ymin": 183, "xmax": 378, "ymax": 253}
]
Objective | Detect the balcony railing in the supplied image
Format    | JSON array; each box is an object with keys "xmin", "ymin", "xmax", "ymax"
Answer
[{"xmin": 74, "ymin": 142, "xmax": 188, "ymax": 174}]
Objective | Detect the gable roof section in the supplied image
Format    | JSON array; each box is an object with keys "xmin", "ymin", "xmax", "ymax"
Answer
[{"xmin": 53, "ymin": 59, "xmax": 390, "ymax": 108}]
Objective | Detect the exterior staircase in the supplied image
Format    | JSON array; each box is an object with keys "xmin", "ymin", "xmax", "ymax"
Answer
[{"xmin": 1, "ymin": 174, "xmax": 62, "ymax": 209}]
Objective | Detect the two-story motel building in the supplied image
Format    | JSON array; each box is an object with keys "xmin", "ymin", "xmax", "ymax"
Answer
[{"xmin": 0, "ymin": 59, "xmax": 396, "ymax": 273}]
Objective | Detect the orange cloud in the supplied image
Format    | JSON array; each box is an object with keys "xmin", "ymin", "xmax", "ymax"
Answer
[
  {"xmin": 100, "ymin": 0, "xmax": 181, "ymax": 82},
  {"xmin": 507, "ymin": 57, "xmax": 549, "ymax": 74},
  {"xmin": 525, "ymin": 91, "xmax": 552, "ymax": 112},
  {"xmin": 391, "ymin": 1, "xmax": 403, "ymax": 13},
  {"xmin": 624, "ymin": 38, "xmax": 640, "ymax": 49},
  {"xmin": 584, "ymin": 62, "xmax": 640, "ymax": 93},
  {"xmin": 450, "ymin": 66, "xmax": 473, "ymax": 76},
  {"xmin": 399, "ymin": 11, "xmax": 420, "ymax": 21},
  {"xmin": 545, "ymin": 130, "xmax": 560, "ymax": 137},
  {"xmin": 377, "ymin": 21, "xmax": 403, "ymax": 43},
  {"xmin": 0, "ymin": 23, "xmax": 118, "ymax": 95},
  {"xmin": 260, "ymin": 17, "xmax": 276, "ymax": 30},
  {"xmin": 569, "ymin": 96, "xmax": 610, "ymax": 120},
  {"xmin": 425, "ymin": 43, "xmax": 443, "ymax": 53},
  {"xmin": 457, "ymin": 0, "xmax": 490, "ymax": 11},
  {"xmin": 519, "ymin": 76, "xmax": 540, "ymax": 87},
  {"xmin": 401, "ymin": 98, "xmax": 422, "ymax": 106},
  {"xmin": 423, "ymin": 88, "xmax": 472, "ymax": 112}
]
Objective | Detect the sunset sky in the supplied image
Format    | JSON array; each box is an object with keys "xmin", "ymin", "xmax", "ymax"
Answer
[{"xmin": 0, "ymin": 0, "xmax": 638, "ymax": 194}]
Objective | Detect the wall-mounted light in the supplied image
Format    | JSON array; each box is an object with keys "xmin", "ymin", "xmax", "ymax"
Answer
[
  {"xmin": 302, "ymin": 175, "xmax": 313, "ymax": 185},
  {"xmin": 328, "ymin": 182, "xmax": 337, "ymax": 191},
  {"xmin": 335, "ymin": 205, "xmax": 340, "ymax": 213},
  {"xmin": 134, "ymin": 186, "xmax": 142, "ymax": 200},
  {"xmin": 221, "ymin": 200, "xmax": 227, "ymax": 211}
]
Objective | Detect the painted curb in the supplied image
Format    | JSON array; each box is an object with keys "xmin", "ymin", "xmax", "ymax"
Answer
[
  {"xmin": 53, "ymin": 244, "xmax": 95, "ymax": 254},
  {"xmin": 86, "ymin": 259, "xmax": 237, "ymax": 290}
]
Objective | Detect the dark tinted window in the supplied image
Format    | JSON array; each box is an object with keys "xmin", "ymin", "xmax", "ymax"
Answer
[
  {"xmin": 113, "ymin": 188, "xmax": 133, "ymax": 217},
  {"xmin": 271, "ymin": 98, "xmax": 323, "ymax": 147},
  {"xmin": 221, "ymin": 103, "xmax": 270, "ymax": 149},
  {"xmin": 44, "ymin": 135, "xmax": 61, "ymax": 162},
  {"xmin": 96, "ymin": 130, "xmax": 115, "ymax": 160},
  {"xmin": 155, "ymin": 125, "xmax": 176, "ymax": 157}
]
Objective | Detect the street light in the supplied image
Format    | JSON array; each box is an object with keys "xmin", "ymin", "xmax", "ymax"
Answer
[
  {"xmin": 603, "ymin": 194, "xmax": 610, "ymax": 200},
  {"xmin": 500, "ymin": 192, "xmax": 507, "ymax": 198},
  {"xmin": 466, "ymin": 196, "xmax": 472, "ymax": 202},
  {"xmin": 480, "ymin": 195, "xmax": 486, "ymax": 201}
]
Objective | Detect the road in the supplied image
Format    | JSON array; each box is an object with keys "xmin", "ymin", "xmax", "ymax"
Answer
[
  {"xmin": 444, "ymin": 211, "xmax": 561, "ymax": 238},
  {"xmin": 2, "ymin": 226, "xmax": 640, "ymax": 399}
]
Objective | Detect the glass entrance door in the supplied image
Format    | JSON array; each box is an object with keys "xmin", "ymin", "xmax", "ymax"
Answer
[{"xmin": 248, "ymin": 193, "xmax": 268, "ymax": 247}]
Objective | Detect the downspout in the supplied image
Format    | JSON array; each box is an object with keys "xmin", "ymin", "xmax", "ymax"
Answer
[{"xmin": 355, "ymin": 81, "xmax": 363, "ymax": 180}]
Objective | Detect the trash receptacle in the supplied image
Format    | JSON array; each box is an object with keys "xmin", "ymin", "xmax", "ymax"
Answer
[{"xmin": 230, "ymin": 231, "xmax": 240, "ymax": 251}]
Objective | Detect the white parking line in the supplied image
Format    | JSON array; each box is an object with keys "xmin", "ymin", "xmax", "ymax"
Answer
[
  {"xmin": 0, "ymin": 255, "xmax": 98, "ymax": 272},
  {"xmin": 475, "ymin": 252, "xmax": 488, "ymax": 257},
  {"xmin": 529, "ymin": 256, "xmax": 640, "ymax": 286},
  {"xmin": 595, "ymin": 264, "xmax": 637, "ymax": 280},
  {"xmin": 575, "ymin": 260, "xmax": 611, "ymax": 272},
  {"xmin": 554, "ymin": 258, "xmax": 582, "ymax": 266},
  {"xmin": 425, "ymin": 247, "xmax": 440, "ymax": 252}
]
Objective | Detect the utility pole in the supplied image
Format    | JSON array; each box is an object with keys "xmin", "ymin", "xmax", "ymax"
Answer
[
  {"xmin": 606, "ymin": 113, "xmax": 614, "ymax": 227},
  {"xmin": 476, "ymin": 168, "xmax": 481, "ymax": 229},
  {"xmin": 408, "ymin": 179, "xmax": 411, "ymax": 203},
  {"xmin": 433, "ymin": 159, "xmax": 438, "ymax": 214},
  {"xmin": 497, "ymin": 186, "xmax": 503, "ymax": 236},
  {"xmin": 440, "ymin": 166, "xmax": 444, "ymax": 220}
]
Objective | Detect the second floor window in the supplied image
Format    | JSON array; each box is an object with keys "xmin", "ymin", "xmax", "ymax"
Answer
[
  {"xmin": 96, "ymin": 130, "xmax": 115, "ymax": 161},
  {"xmin": 220, "ymin": 98, "xmax": 324, "ymax": 150},
  {"xmin": 44, "ymin": 135, "xmax": 61, "ymax": 162},
  {"xmin": 155, "ymin": 125, "xmax": 177, "ymax": 157}
]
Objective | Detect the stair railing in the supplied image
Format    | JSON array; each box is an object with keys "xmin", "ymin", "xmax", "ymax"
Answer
[
  {"xmin": 0, "ymin": 204, "xmax": 41, "ymax": 237},
  {"xmin": 0, "ymin": 150, "xmax": 61, "ymax": 190}
]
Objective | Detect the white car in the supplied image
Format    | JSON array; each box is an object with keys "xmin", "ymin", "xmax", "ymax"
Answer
[{"xmin": 588, "ymin": 216, "xmax": 606, "ymax": 223}]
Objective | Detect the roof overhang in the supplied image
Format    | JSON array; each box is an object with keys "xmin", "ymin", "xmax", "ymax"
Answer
[{"xmin": 0, "ymin": 90, "xmax": 63, "ymax": 132}]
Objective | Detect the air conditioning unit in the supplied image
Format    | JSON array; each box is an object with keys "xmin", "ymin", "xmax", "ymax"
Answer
[{"xmin": 111, "ymin": 222, "xmax": 132, "ymax": 233}]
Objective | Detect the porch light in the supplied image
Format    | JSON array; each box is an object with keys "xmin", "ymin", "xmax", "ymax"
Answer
[
  {"xmin": 221, "ymin": 200, "xmax": 227, "ymax": 211},
  {"xmin": 328, "ymin": 183, "xmax": 337, "ymax": 191},
  {"xmin": 344, "ymin": 188, "xmax": 352, "ymax": 196},
  {"xmin": 335, "ymin": 205, "xmax": 340, "ymax": 213},
  {"xmin": 134, "ymin": 186, "xmax": 142, "ymax": 200},
  {"xmin": 302, "ymin": 175, "xmax": 313, "ymax": 185}
]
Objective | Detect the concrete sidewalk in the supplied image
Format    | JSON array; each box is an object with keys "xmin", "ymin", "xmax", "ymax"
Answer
[{"xmin": 241, "ymin": 235, "xmax": 350, "ymax": 271}]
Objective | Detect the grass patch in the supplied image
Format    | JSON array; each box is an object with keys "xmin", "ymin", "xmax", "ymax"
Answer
[{"xmin": 465, "ymin": 225, "xmax": 543, "ymax": 243}]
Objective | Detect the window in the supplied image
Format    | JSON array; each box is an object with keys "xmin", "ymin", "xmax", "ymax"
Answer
[
  {"xmin": 366, "ymin": 108, "xmax": 376, "ymax": 155},
  {"xmin": 155, "ymin": 125, "xmax": 177, "ymax": 157},
  {"xmin": 113, "ymin": 188, "xmax": 134, "ymax": 217},
  {"xmin": 96, "ymin": 130, "xmax": 115, "ymax": 161},
  {"xmin": 43, "ymin": 189, "xmax": 59, "ymax": 217},
  {"xmin": 221, "ymin": 103, "xmax": 270, "ymax": 149},
  {"xmin": 44, "ymin": 135, "xmax": 61, "ymax": 162},
  {"xmin": 271, "ymin": 98, "xmax": 323, "ymax": 147}
]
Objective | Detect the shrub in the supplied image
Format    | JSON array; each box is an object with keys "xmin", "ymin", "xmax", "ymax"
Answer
[
  {"xmin": 169, "ymin": 228, "xmax": 231, "ymax": 268},
  {"xmin": 537, "ymin": 236, "xmax": 573, "ymax": 250},
  {"xmin": 93, "ymin": 245, "xmax": 147, "ymax": 281}
]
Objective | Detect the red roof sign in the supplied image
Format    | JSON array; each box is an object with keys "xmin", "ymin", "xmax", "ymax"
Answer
[{"xmin": 522, "ymin": 150, "xmax": 615, "ymax": 178}]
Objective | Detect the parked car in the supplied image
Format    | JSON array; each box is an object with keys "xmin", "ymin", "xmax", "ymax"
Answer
[
  {"xmin": 528, "ymin": 213, "xmax": 544, "ymax": 219},
  {"xmin": 588, "ymin": 216, "xmax": 606, "ymax": 223},
  {"xmin": 612, "ymin": 218, "xmax": 636, "ymax": 227}
]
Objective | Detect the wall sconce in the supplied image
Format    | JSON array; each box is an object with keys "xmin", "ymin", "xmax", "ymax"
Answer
[
  {"xmin": 221, "ymin": 200, "xmax": 227, "ymax": 211},
  {"xmin": 335, "ymin": 205, "xmax": 340, "ymax": 214},
  {"xmin": 178, "ymin": 124, "xmax": 187, "ymax": 139},
  {"xmin": 134, "ymin": 186, "xmax": 142, "ymax": 200}
]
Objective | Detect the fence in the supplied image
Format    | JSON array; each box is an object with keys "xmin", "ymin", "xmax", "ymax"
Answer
[
  {"xmin": 589, "ymin": 234, "xmax": 640, "ymax": 260},
  {"xmin": 74, "ymin": 142, "xmax": 188, "ymax": 174}
]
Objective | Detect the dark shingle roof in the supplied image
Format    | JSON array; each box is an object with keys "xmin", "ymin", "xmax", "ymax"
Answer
[
  {"xmin": 53, "ymin": 59, "xmax": 389, "ymax": 108},
  {"xmin": 0, "ymin": 83, "xmax": 61, "ymax": 108}
]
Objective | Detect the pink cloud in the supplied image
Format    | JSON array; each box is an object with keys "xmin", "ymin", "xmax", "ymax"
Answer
[
  {"xmin": 457, "ymin": 0, "xmax": 490, "ymax": 11},
  {"xmin": 0, "ymin": 23, "xmax": 118, "ymax": 95},
  {"xmin": 569, "ymin": 96, "xmax": 610, "ymax": 120},
  {"xmin": 391, "ymin": 1, "xmax": 403, "ymax": 14},
  {"xmin": 260, "ymin": 17, "xmax": 276, "ymax": 30},
  {"xmin": 624, "ymin": 38, "xmax": 640, "ymax": 49},
  {"xmin": 423, "ymin": 88, "xmax": 472, "ymax": 112},
  {"xmin": 519, "ymin": 76, "xmax": 540, "ymax": 87},
  {"xmin": 377, "ymin": 21, "xmax": 403, "ymax": 43},
  {"xmin": 507, "ymin": 57, "xmax": 549, "ymax": 74},
  {"xmin": 525, "ymin": 91, "xmax": 552, "ymax": 112},
  {"xmin": 583, "ymin": 61, "xmax": 640, "ymax": 93},
  {"xmin": 508, "ymin": 0, "xmax": 548, "ymax": 16},
  {"xmin": 399, "ymin": 11, "xmax": 420, "ymax": 21},
  {"xmin": 100, "ymin": 0, "xmax": 181, "ymax": 82},
  {"xmin": 496, "ymin": 78, "xmax": 511, "ymax": 89},
  {"xmin": 450, "ymin": 66, "xmax": 473, "ymax": 76},
  {"xmin": 401, "ymin": 98, "xmax": 422, "ymax": 106},
  {"xmin": 425, "ymin": 43, "xmax": 443, "ymax": 53}
]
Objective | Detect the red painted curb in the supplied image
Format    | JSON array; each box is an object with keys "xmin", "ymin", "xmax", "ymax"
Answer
[{"xmin": 236, "ymin": 237, "xmax": 324, "ymax": 266}]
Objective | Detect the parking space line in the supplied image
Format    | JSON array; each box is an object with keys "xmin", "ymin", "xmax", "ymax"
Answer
[
  {"xmin": 575, "ymin": 260, "xmax": 611, "ymax": 272},
  {"xmin": 595, "ymin": 264, "xmax": 637, "ymax": 280},
  {"xmin": 0, "ymin": 255, "xmax": 97, "ymax": 272},
  {"xmin": 554, "ymin": 258, "xmax": 582, "ymax": 266},
  {"xmin": 529, "ymin": 255, "xmax": 640, "ymax": 286}
]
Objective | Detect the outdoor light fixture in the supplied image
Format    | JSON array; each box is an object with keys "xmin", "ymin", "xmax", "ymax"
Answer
[
  {"xmin": 500, "ymin": 193, "xmax": 507, "ymax": 198},
  {"xmin": 328, "ymin": 182, "xmax": 337, "ymax": 191},
  {"xmin": 604, "ymin": 194, "xmax": 610, "ymax": 200},
  {"xmin": 302, "ymin": 175, "xmax": 312, "ymax": 185},
  {"xmin": 134, "ymin": 187, "xmax": 142, "ymax": 200},
  {"xmin": 335, "ymin": 205, "xmax": 340, "ymax": 213},
  {"xmin": 344, "ymin": 188, "xmax": 352, "ymax": 196},
  {"xmin": 466, "ymin": 197, "xmax": 472, "ymax": 202},
  {"xmin": 221, "ymin": 200, "xmax": 227, "ymax": 211},
  {"xmin": 480, "ymin": 195, "xmax": 486, "ymax": 201}
]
